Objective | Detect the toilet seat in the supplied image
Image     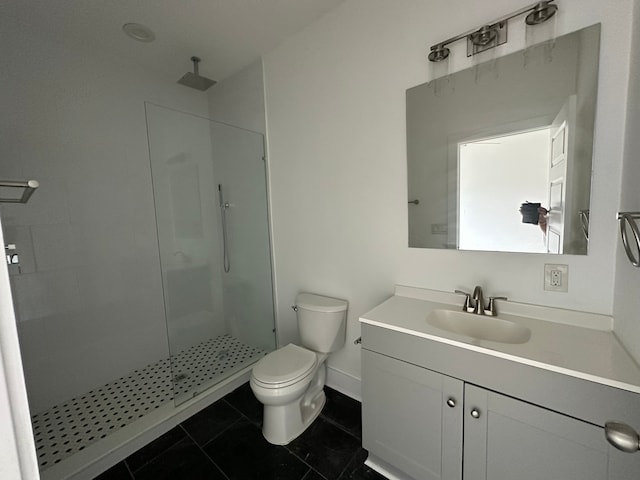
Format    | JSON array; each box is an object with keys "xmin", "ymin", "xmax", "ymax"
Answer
[{"xmin": 252, "ymin": 344, "xmax": 317, "ymax": 388}]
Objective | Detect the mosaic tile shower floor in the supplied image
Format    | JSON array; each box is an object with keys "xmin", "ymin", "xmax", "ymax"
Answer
[{"xmin": 31, "ymin": 334, "xmax": 265, "ymax": 471}]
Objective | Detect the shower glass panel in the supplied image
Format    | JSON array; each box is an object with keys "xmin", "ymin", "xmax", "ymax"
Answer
[{"xmin": 145, "ymin": 103, "xmax": 276, "ymax": 405}]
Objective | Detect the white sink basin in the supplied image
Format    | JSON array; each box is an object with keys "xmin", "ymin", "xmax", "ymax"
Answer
[{"xmin": 427, "ymin": 309, "xmax": 531, "ymax": 344}]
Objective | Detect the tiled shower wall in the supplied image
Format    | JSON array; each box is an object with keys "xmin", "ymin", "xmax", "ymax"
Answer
[{"xmin": 0, "ymin": 17, "xmax": 209, "ymax": 413}]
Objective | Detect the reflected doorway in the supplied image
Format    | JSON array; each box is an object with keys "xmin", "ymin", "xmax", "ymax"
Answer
[{"xmin": 458, "ymin": 128, "xmax": 551, "ymax": 253}]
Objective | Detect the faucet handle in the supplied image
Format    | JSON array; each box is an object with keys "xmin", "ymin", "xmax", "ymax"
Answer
[
  {"xmin": 454, "ymin": 290, "xmax": 473, "ymax": 312},
  {"xmin": 486, "ymin": 296, "xmax": 508, "ymax": 316}
]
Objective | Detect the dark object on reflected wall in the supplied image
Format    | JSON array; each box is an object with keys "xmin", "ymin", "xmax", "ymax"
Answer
[{"xmin": 520, "ymin": 202, "xmax": 541, "ymax": 224}]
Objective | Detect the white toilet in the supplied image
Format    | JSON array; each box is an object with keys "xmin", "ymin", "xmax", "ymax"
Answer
[{"xmin": 250, "ymin": 292, "xmax": 348, "ymax": 445}]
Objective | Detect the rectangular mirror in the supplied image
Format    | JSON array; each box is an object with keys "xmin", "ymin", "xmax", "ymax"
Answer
[{"xmin": 407, "ymin": 24, "xmax": 600, "ymax": 255}]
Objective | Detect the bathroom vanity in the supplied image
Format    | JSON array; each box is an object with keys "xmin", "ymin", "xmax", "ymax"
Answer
[{"xmin": 360, "ymin": 286, "xmax": 640, "ymax": 480}]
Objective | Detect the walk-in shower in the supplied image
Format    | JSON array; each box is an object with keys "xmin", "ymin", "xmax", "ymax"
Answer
[
  {"xmin": 1, "ymin": 103, "xmax": 275, "ymax": 477},
  {"xmin": 146, "ymin": 103, "xmax": 275, "ymax": 406}
]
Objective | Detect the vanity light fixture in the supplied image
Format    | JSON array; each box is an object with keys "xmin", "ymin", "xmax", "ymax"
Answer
[{"xmin": 427, "ymin": 0, "xmax": 558, "ymax": 62}]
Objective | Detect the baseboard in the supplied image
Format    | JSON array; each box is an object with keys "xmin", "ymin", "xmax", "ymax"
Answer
[
  {"xmin": 326, "ymin": 365, "xmax": 361, "ymax": 402},
  {"xmin": 365, "ymin": 454, "xmax": 413, "ymax": 480}
]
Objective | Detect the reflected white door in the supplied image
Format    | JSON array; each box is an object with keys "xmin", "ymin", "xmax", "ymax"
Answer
[{"xmin": 546, "ymin": 96, "xmax": 577, "ymax": 254}]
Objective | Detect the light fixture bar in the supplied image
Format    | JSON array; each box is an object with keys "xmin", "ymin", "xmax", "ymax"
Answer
[{"xmin": 428, "ymin": 0, "xmax": 557, "ymax": 62}]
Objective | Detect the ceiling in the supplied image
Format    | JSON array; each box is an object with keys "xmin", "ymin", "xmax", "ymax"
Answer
[{"xmin": 2, "ymin": 0, "xmax": 345, "ymax": 82}]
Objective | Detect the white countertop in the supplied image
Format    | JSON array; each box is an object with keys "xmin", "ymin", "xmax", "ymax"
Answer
[{"xmin": 359, "ymin": 286, "xmax": 640, "ymax": 394}]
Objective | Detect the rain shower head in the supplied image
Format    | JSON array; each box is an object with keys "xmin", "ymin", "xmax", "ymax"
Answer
[{"xmin": 177, "ymin": 56, "xmax": 216, "ymax": 91}]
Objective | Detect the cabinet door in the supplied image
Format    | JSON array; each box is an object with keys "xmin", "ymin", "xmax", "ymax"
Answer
[
  {"xmin": 464, "ymin": 384, "xmax": 609, "ymax": 480},
  {"xmin": 362, "ymin": 350, "xmax": 463, "ymax": 480},
  {"xmin": 608, "ymin": 445, "xmax": 640, "ymax": 480}
]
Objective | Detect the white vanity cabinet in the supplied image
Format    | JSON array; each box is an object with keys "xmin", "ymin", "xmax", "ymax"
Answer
[
  {"xmin": 361, "ymin": 323, "xmax": 640, "ymax": 480},
  {"xmin": 362, "ymin": 350, "xmax": 463, "ymax": 480}
]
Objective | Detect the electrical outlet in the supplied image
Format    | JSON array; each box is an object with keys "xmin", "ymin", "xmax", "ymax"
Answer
[{"xmin": 544, "ymin": 264, "xmax": 568, "ymax": 292}]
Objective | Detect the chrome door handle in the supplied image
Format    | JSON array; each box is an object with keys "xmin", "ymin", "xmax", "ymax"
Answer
[
  {"xmin": 605, "ymin": 422, "xmax": 640, "ymax": 453},
  {"xmin": 470, "ymin": 408, "xmax": 481, "ymax": 419},
  {"xmin": 446, "ymin": 397, "xmax": 456, "ymax": 408}
]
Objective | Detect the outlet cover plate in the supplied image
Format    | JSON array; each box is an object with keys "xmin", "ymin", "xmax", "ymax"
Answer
[{"xmin": 544, "ymin": 264, "xmax": 568, "ymax": 292}]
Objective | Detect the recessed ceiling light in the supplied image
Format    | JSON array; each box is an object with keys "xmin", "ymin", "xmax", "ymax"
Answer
[{"xmin": 122, "ymin": 23, "xmax": 155, "ymax": 43}]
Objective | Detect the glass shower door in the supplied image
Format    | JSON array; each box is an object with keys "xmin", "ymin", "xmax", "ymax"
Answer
[{"xmin": 145, "ymin": 103, "xmax": 275, "ymax": 405}]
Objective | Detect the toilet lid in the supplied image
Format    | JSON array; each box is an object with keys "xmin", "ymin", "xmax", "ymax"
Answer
[{"xmin": 252, "ymin": 344, "xmax": 317, "ymax": 385}]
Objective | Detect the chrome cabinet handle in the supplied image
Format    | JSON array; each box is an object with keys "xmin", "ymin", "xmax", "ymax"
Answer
[
  {"xmin": 470, "ymin": 408, "xmax": 481, "ymax": 419},
  {"xmin": 605, "ymin": 422, "xmax": 640, "ymax": 453},
  {"xmin": 446, "ymin": 398, "xmax": 456, "ymax": 408}
]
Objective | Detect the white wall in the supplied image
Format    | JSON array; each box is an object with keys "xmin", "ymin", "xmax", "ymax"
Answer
[
  {"xmin": 0, "ymin": 224, "xmax": 39, "ymax": 480},
  {"xmin": 614, "ymin": 0, "xmax": 640, "ymax": 364},
  {"xmin": 0, "ymin": 16, "xmax": 208, "ymax": 413},
  {"xmin": 263, "ymin": 0, "xmax": 635, "ymax": 390},
  {"xmin": 207, "ymin": 60, "xmax": 267, "ymax": 135}
]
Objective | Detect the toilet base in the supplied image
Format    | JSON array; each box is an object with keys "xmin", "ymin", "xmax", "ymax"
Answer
[{"xmin": 262, "ymin": 389, "xmax": 326, "ymax": 445}]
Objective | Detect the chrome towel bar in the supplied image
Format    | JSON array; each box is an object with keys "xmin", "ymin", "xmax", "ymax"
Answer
[{"xmin": 0, "ymin": 179, "xmax": 39, "ymax": 204}]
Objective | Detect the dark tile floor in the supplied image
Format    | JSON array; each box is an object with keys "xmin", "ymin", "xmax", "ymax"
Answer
[{"xmin": 95, "ymin": 383, "xmax": 387, "ymax": 480}]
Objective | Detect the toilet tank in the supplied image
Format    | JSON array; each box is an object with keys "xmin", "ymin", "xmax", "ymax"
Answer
[{"xmin": 295, "ymin": 293, "xmax": 348, "ymax": 353}]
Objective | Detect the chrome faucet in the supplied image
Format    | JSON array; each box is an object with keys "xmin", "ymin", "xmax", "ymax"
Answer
[
  {"xmin": 455, "ymin": 286, "xmax": 507, "ymax": 316},
  {"xmin": 472, "ymin": 286, "xmax": 485, "ymax": 315}
]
